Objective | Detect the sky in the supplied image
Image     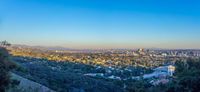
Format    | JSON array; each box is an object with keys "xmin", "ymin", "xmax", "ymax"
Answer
[{"xmin": 0, "ymin": 0, "xmax": 200, "ymax": 49}]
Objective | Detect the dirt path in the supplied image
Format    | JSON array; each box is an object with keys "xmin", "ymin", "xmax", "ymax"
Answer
[{"xmin": 10, "ymin": 73, "xmax": 55, "ymax": 92}]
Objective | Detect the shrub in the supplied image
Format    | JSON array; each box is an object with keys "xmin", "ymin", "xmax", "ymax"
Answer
[{"xmin": 0, "ymin": 47, "xmax": 17, "ymax": 92}]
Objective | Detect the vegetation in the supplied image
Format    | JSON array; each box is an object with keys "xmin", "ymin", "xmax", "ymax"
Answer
[
  {"xmin": 0, "ymin": 41, "xmax": 11, "ymax": 47},
  {"xmin": 11, "ymin": 52, "xmax": 200, "ymax": 92},
  {"xmin": 13, "ymin": 57, "xmax": 123, "ymax": 92},
  {"xmin": 9, "ymin": 46, "xmax": 175, "ymax": 68},
  {"xmin": 128, "ymin": 58, "xmax": 200, "ymax": 92},
  {"xmin": 14, "ymin": 56, "xmax": 199, "ymax": 92},
  {"xmin": 168, "ymin": 58, "xmax": 200, "ymax": 92},
  {"xmin": 0, "ymin": 47, "xmax": 17, "ymax": 92},
  {"xmin": 2, "ymin": 41, "xmax": 200, "ymax": 92}
]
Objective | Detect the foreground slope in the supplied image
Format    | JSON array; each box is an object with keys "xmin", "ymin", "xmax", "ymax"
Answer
[{"xmin": 10, "ymin": 73, "xmax": 54, "ymax": 92}]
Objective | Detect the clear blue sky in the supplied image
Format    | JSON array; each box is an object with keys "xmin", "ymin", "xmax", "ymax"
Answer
[{"xmin": 0, "ymin": 0, "xmax": 200, "ymax": 49}]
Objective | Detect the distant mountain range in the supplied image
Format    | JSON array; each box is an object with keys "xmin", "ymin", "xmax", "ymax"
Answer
[
  {"xmin": 11, "ymin": 44, "xmax": 200, "ymax": 51},
  {"xmin": 12, "ymin": 44, "xmax": 75, "ymax": 51}
]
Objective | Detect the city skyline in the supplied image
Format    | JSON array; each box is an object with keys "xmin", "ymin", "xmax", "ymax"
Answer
[{"xmin": 0, "ymin": 0, "xmax": 200, "ymax": 49}]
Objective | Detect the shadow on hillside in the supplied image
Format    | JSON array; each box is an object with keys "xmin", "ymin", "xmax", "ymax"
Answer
[{"xmin": 12, "ymin": 56, "xmax": 124, "ymax": 92}]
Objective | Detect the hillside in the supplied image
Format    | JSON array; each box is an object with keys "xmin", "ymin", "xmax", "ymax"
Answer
[
  {"xmin": 10, "ymin": 73, "xmax": 54, "ymax": 92},
  {"xmin": 0, "ymin": 47, "xmax": 55, "ymax": 92},
  {"xmin": 0, "ymin": 47, "xmax": 16, "ymax": 92}
]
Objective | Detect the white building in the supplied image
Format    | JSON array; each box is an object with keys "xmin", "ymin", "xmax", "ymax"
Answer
[
  {"xmin": 132, "ymin": 65, "xmax": 176, "ymax": 79},
  {"xmin": 143, "ymin": 72, "xmax": 168, "ymax": 79},
  {"xmin": 108, "ymin": 75, "xmax": 121, "ymax": 80},
  {"xmin": 154, "ymin": 65, "xmax": 175, "ymax": 76},
  {"xmin": 84, "ymin": 73, "xmax": 104, "ymax": 77}
]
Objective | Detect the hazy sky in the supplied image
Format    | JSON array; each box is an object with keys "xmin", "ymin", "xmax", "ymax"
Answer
[{"xmin": 0, "ymin": 0, "xmax": 200, "ymax": 49}]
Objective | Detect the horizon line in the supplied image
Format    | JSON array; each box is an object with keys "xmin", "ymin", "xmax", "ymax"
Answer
[{"xmin": 11, "ymin": 44, "xmax": 200, "ymax": 50}]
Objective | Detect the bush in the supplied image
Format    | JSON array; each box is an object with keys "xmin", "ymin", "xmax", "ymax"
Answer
[{"xmin": 0, "ymin": 47, "xmax": 17, "ymax": 92}]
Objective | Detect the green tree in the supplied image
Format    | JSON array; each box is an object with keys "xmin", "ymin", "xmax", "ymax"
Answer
[
  {"xmin": 0, "ymin": 47, "xmax": 17, "ymax": 92},
  {"xmin": 0, "ymin": 41, "xmax": 11, "ymax": 47},
  {"xmin": 168, "ymin": 58, "xmax": 200, "ymax": 92}
]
